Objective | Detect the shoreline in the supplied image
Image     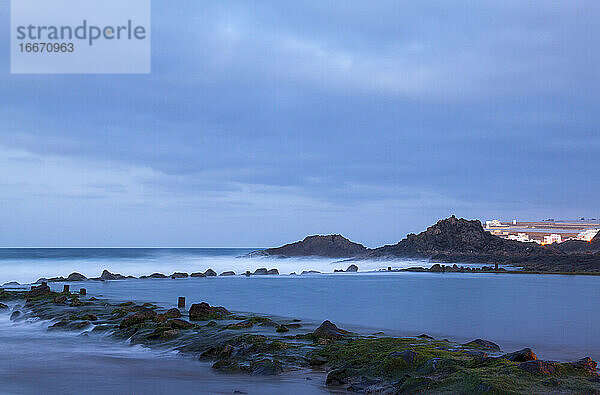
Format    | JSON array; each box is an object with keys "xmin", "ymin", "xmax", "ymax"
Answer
[{"xmin": 1, "ymin": 283, "xmax": 599, "ymax": 394}]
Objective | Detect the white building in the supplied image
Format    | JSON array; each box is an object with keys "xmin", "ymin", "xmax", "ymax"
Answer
[
  {"xmin": 485, "ymin": 219, "xmax": 503, "ymax": 228},
  {"xmin": 576, "ymin": 229, "xmax": 599, "ymax": 242},
  {"xmin": 543, "ymin": 234, "xmax": 562, "ymax": 245}
]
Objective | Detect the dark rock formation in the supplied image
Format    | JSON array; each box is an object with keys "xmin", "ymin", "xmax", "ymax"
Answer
[
  {"xmin": 345, "ymin": 264, "xmax": 358, "ymax": 272},
  {"xmin": 571, "ymin": 357, "xmax": 598, "ymax": 373},
  {"xmin": 204, "ymin": 269, "xmax": 217, "ymax": 277},
  {"xmin": 253, "ymin": 268, "xmax": 268, "ymax": 275},
  {"xmin": 120, "ymin": 308, "xmax": 158, "ymax": 328},
  {"xmin": 143, "ymin": 273, "xmax": 167, "ymax": 279},
  {"xmin": 219, "ymin": 271, "xmax": 236, "ymax": 276},
  {"xmin": 165, "ymin": 308, "xmax": 181, "ymax": 318},
  {"xmin": 170, "ymin": 272, "xmax": 188, "ymax": 279},
  {"xmin": 301, "ymin": 270, "xmax": 321, "ymax": 275},
  {"xmin": 190, "ymin": 272, "xmax": 206, "ymax": 278},
  {"xmin": 100, "ymin": 270, "xmax": 127, "ymax": 280},
  {"xmin": 518, "ymin": 360, "xmax": 556, "ymax": 375},
  {"xmin": 462, "ymin": 339, "xmax": 501, "ymax": 352},
  {"xmin": 368, "ymin": 216, "xmax": 546, "ymax": 262},
  {"xmin": 66, "ymin": 272, "xmax": 87, "ymax": 281},
  {"xmin": 502, "ymin": 348, "xmax": 537, "ymax": 362},
  {"xmin": 313, "ymin": 320, "xmax": 352, "ymax": 340},
  {"xmin": 10, "ymin": 311, "xmax": 21, "ymax": 321},
  {"xmin": 188, "ymin": 302, "xmax": 230, "ymax": 320},
  {"xmin": 251, "ymin": 359, "xmax": 283, "ymax": 376},
  {"xmin": 252, "ymin": 234, "xmax": 367, "ymax": 258},
  {"xmin": 0, "ymin": 303, "xmax": 8, "ymax": 309},
  {"xmin": 267, "ymin": 269, "xmax": 279, "ymax": 275},
  {"xmin": 2, "ymin": 281, "xmax": 20, "ymax": 287},
  {"xmin": 28, "ymin": 284, "xmax": 51, "ymax": 298}
]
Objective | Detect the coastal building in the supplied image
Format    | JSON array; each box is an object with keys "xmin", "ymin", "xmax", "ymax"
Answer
[
  {"xmin": 542, "ymin": 234, "xmax": 562, "ymax": 245},
  {"xmin": 577, "ymin": 229, "xmax": 600, "ymax": 242}
]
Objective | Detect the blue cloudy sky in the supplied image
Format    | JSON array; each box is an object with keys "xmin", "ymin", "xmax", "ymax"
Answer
[{"xmin": 0, "ymin": 1, "xmax": 599, "ymax": 247}]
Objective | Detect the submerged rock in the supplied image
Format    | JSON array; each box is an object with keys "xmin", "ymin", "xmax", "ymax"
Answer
[
  {"xmin": 313, "ymin": 320, "xmax": 352, "ymax": 340},
  {"xmin": 518, "ymin": 360, "xmax": 557, "ymax": 375},
  {"xmin": 502, "ymin": 348, "xmax": 537, "ymax": 362},
  {"xmin": 189, "ymin": 302, "xmax": 230, "ymax": 320},
  {"xmin": 204, "ymin": 269, "xmax": 217, "ymax": 277},
  {"xmin": 462, "ymin": 338, "xmax": 501, "ymax": 352}
]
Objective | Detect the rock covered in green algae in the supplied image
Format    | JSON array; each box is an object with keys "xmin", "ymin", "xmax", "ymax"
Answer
[
  {"xmin": 188, "ymin": 302, "xmax": 230, "ymax": 320},
  {"xmin": 119, "ymin": 307, "xmax": 158, "ymax": 328},
  {"xmin": 165, "ymin": 308, "xmax": 181, "ymax": 318}
]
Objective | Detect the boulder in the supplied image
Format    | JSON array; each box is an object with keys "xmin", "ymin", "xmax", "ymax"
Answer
[
  {"xmin": 53, "ymin": 295, "xmax": 67, "ymax": 304},
  {"xmin": 267, "ymin": 269, "xmax": 279, "ymax": 275},
  {"xmin": 518, "ymin": 360, "xmax": 556, "ymax": 375},
  {"xmin": 170, "ymin": 272, "xmax": 188, "ymax": 279},
  {"xmin": 28, "ymin": 284, "xmax": 51, "ymax": 298},
  {"xmin": 313, "ymin": 320, "xmax": 352, "ymax": 340},
  {"xmin": 188, "ymin": 302, "xmax": 230, "ymax": 320},
  {"xmin": 165, "ymin": 308, "xmax": 182, "ymax": 318},
  {"xmin": 251, "ymin": 359, "xmax": 283, "ymax": 376},
  {"xmin": 219, "ymin": 271, "xmax": 236, "ymax": 276},
  {"xmin": 570, "ymin": 357, "xmax": 598, "ymax": 373},
  {"xmin": 10, "ymin": 311, "xmax": 21, "ymax": 321},
  {"xmin": 66, "ymin": 272, "xmax": 87, "ymax": 281},
  {"xmin": 100, "ymin": 270, "xmax": 126, "ymax": 280},
  {"xmin": 463, "ymin": 339, "xmax": 501, "ymax": 352},
  {"xmin": 204, "ymin": 269, "xmax": 217, "ymax": 277},
  {"xmin": 119, "ymin": 308, "xmax": 158, "ymax": 328},
  {"xmin": 0, "ymin": 303, "xmax": 8, "ymax": 309},
  {"xmin": 253, "ymin": 268, "xmax": 268, "ymax": 275},
  {"xmin": 168, "ymin": 319, "xmax": 194, "ymax": 330},
  {"xmin": 190, "ymin": 272, "xmax": 206, "ymax": 278},
  {"xmin": 501, "ymin": 348, "xmax": 537, "ymax": 362},
  {"xmin": 346, "ymin": 264, "xmax": 358, "ymax": 272},
  {"xmin": 388, "ymin": 350, "xmax": 417, "ymax": 365}
]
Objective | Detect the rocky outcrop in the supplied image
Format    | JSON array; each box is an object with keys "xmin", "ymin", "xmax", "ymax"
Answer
[
  {"xmin": 28, "ymin": 284, "xmax": 52, "ymax": 298},
  {"xmin": 204, "ymin": 269, "xmax": 217, "ymax": 277},
  {"xmin": 518, "ymin": 360, "xmax": 556, "ymax": 375},
  {"xmin": 220, "ymin": 271, "xmax": 235, "ymax": 276},
  {"xmin": 267, "ymin": 269, "xmax": 279, "ymax": 275},
  {"xmin": 368, "ymin": 216, "xmax": 547, "ymax": 262},
  {"xmin": 253, "ymin": 268, "xmax": 268, "ymax": 275},
  {"xmin": 120, "ymin": 308, "xmax": 158, "ymax": 328},
  {"xmin": 252, "ymin": 234, "xmax": 367, "ymax": 258},
  {"xmin": 66, "ymin": 272, "xmax": 87, "ymax": 281},
  {"xmin": 190, "ymin": 272, "xmax": 206, "ymax": 278},
  {"xmin": 462, "ymin": 339, "xmax": 501, "ymax": 352},
  {"xmin": 170, "ymin": 272, "xmax": 188, "ymax": 279},
  {"xmin": 100, "ymin": 270, "xmax": 127, "ymax": 281}
]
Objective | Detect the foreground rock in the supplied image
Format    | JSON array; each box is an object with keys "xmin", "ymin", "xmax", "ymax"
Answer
[
  {"xmin": 189, "ymin": 302, "xmax": 230, "ymax": 320},
  {"xmin": 251, "ymin": 234, "xmax": 367, "ymax": 258}
]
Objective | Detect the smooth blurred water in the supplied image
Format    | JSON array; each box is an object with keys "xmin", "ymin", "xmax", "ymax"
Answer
[
  {"xmin": 1, "ymin": 248, "xmax": 599, "ymax": 394},
  {"xmin": 0, "ymin": 247, "xmax": 434, "ymax": 284}
]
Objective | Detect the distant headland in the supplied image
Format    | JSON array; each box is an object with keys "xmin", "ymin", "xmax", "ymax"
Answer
[{"xmin": 249, "ymin": 216, "xmax": 600, "ymax": 273}]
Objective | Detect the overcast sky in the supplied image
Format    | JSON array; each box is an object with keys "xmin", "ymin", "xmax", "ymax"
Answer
[{"xmin": 0, "ymin": 1, "xmax": 599, "ymax": 247}]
